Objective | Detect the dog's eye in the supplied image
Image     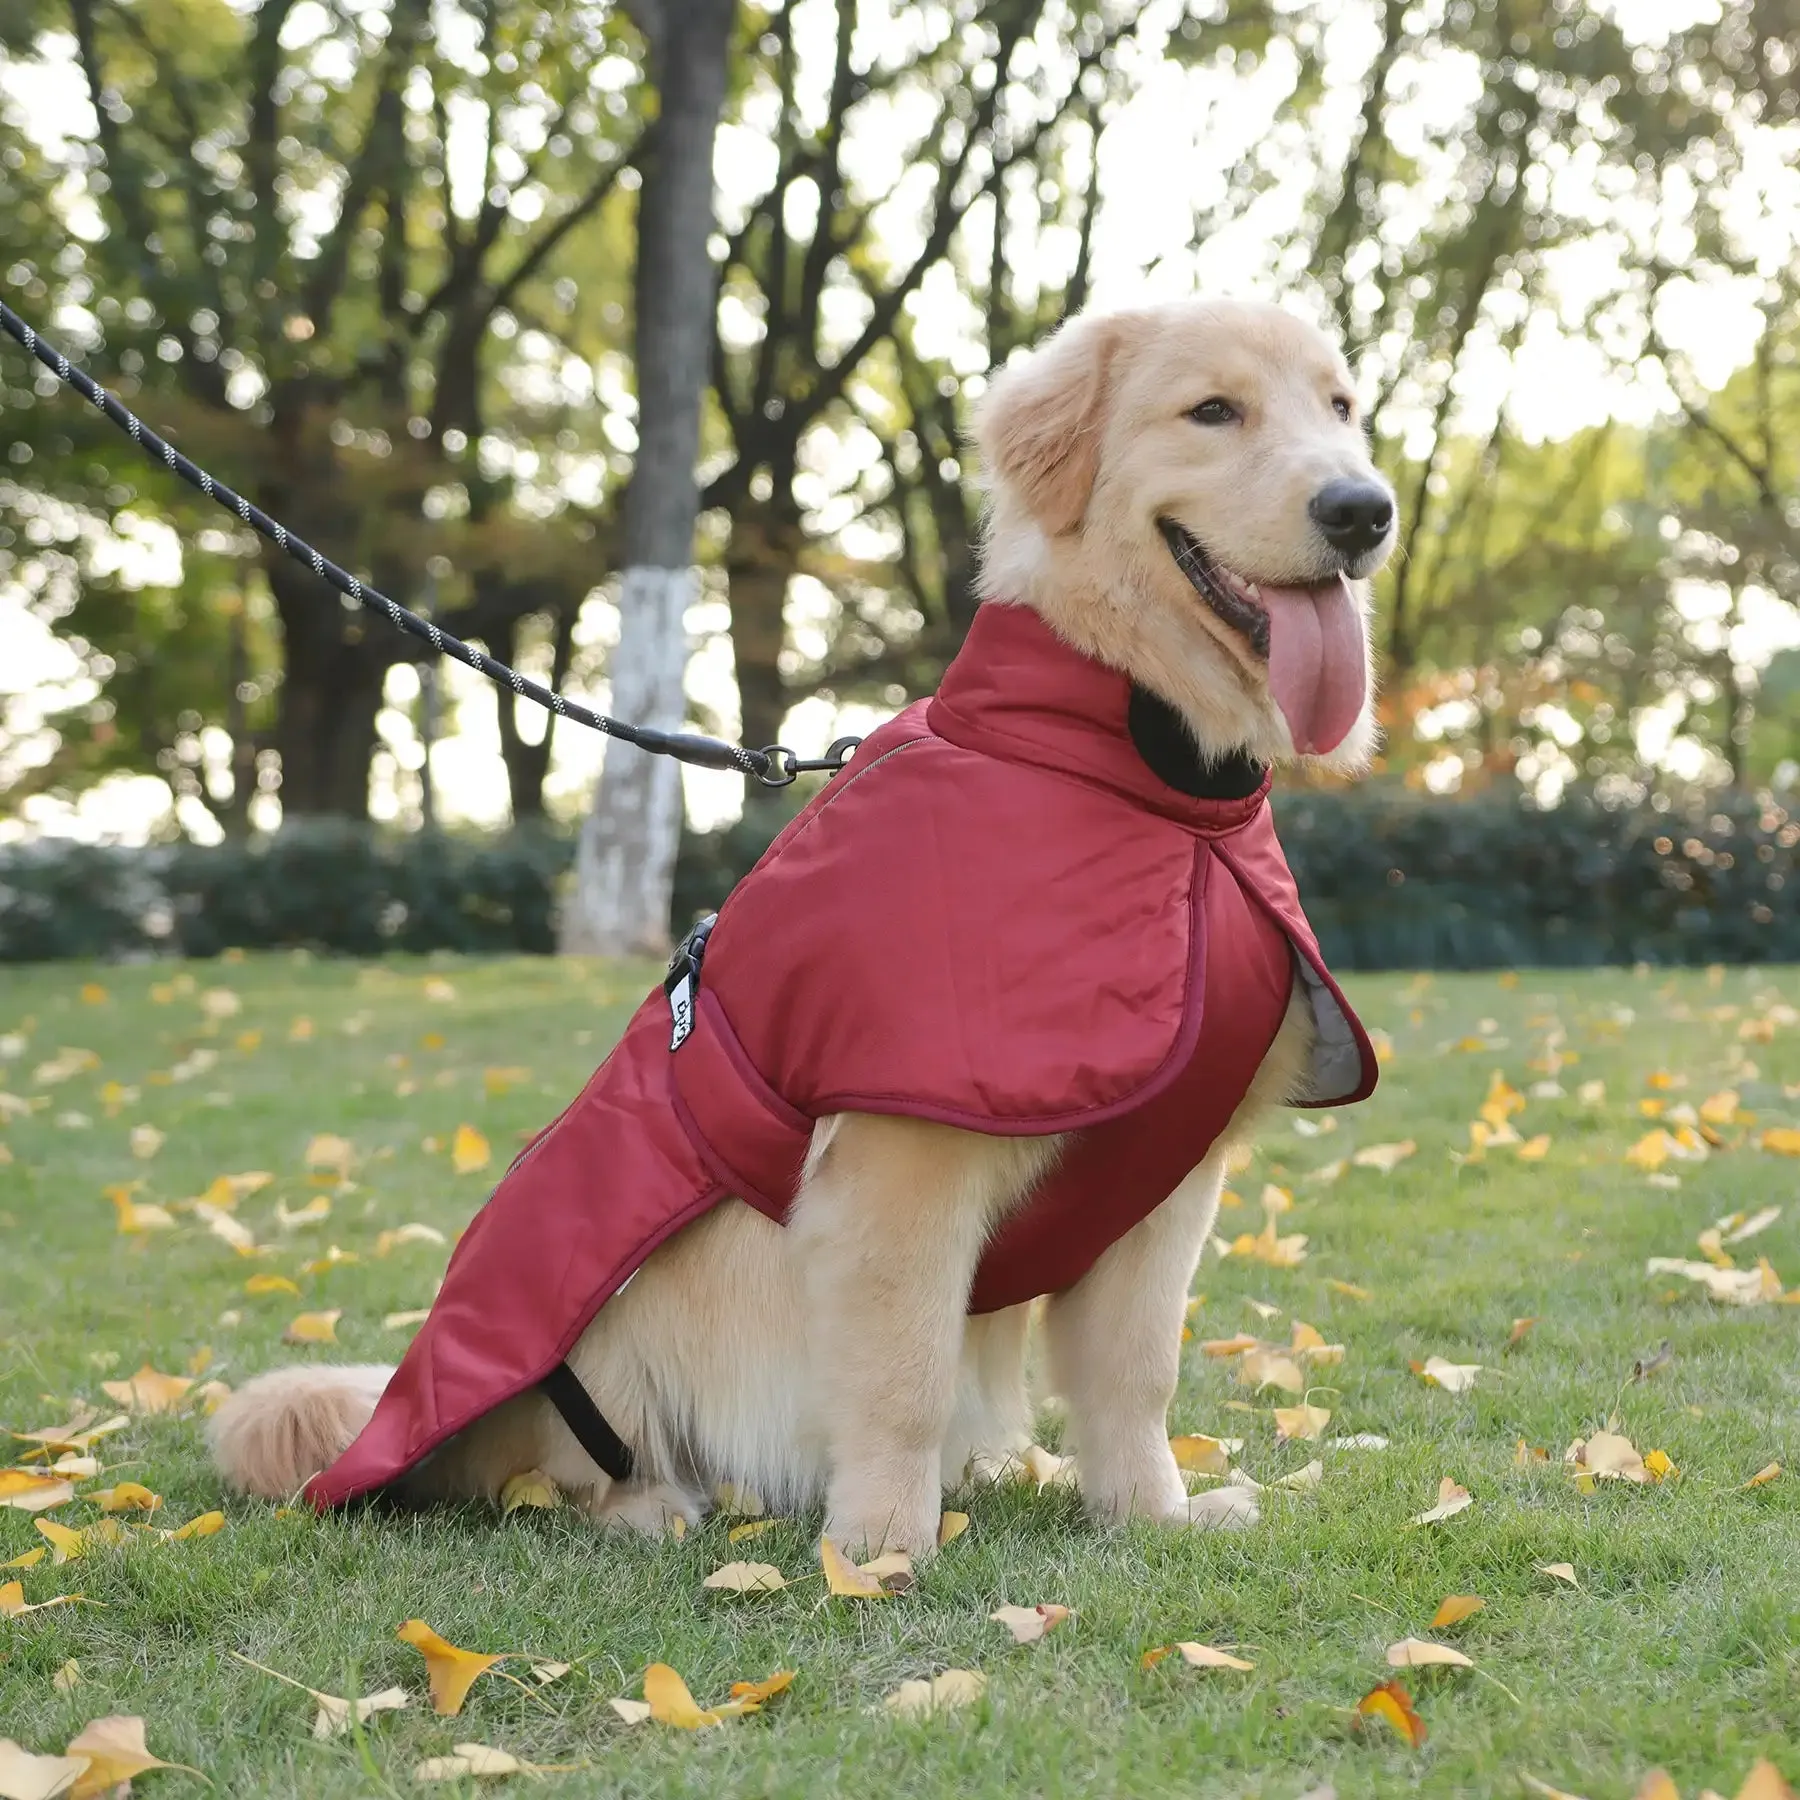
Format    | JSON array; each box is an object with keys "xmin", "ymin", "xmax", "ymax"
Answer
[
  {"xmin": 1187, "ymin": 398, "xmax": 1238, "ymax": 426},
  {"xmin": 1331, "ymin": 396, "xmax": 1354, "ymax": 422}
]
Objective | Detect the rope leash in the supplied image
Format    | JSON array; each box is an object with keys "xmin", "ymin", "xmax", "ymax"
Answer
[{"xmin": 0, "ymin": 299, "xmax": 857, "ymax": 787}]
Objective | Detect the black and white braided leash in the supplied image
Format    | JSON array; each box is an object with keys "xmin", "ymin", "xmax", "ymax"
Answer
[{"xmin": 0, "ymin": 299, "xmax": 858, "ymax": 787}]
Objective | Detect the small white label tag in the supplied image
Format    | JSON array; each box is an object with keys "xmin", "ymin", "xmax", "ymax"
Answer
[{"xmin": 668, "ymin": 972, "xmax": 694, "ymax": 1050}]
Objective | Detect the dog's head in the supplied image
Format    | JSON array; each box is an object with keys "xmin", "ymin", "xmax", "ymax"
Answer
[{"xmin": 973, "ymin": 298, "xmax": 1394, "ymax": 772}]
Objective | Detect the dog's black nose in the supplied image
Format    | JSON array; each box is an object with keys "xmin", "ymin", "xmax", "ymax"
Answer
[{"xmin": 1308, "ymin": 478, "xmax": 1394, "ymax": 558}]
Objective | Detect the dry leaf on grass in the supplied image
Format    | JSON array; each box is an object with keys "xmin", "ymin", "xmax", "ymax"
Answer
[
  {"xmin": 0, "ymin": 1582, "xmax": 88, "ymax": 1619},
  {"xmin": 1740, "ymin": 1461, "xmax": 1782, "ymax": 1490},
  {"xmin": 232, "ymin": 1653, "xmax": 410, "ymax": 1739},
  {"xmin": 34, "ymin": 1521, "xmax": 87, "ymax": 1564},
  {"xmin": 1239, "ymin": 1348, "xmax": 1307, "ymax": 1394},
  {"xmin": 244, "ymin": 1274, "xmax": 299, "ymax": 1297},
  {"xmin": 0, "ymin": 1739, "xmax": 90, "ymax": 1800},
  {"xmin": 13, "ymin": 1415, "xmax": 128, "ymax": 1457},
  {"xmin": 164, "ymin": 1510, "xmax": 226, "ymax": 1541},
  {"xmin": 63, "ymin": 1716, "xmax": 196, "ymax": 1800},
  {"xmin": 1760, "ymin": 1127, "xmax": 1800, "ymax": 1156},
  {"xmin": 989, "ymin": 1603, "xmax": 1070, "ymax": 1644},
  {"xmin": 1386, "ymin": 1638, "xmax": 1473, "ymax": 1669},
  {"xmin": 51, "ymin": 1663, "xmax": 80, "ymax": 1697},
  {"xmin": 641, "ymin": 1661, "xmax": 791, "ymax": 1728},
  {"xmin": 1521, "ymin": 1778, "xmax": 1592, "ymax": 1800},
  {"xmin": 499, "ymin": 1470, "xmax": 559, "ymax": 1515},
  {"xmin": 0, "ymin": 1475, "xmax": 75, "ymax": 1515},
  {"xmin": 1661, "ymin": 1256, "xmax": 1786, "ymax": 1305},
  {"xmin": 283, "ymin": 1310, "xmax": 341, "ymax": 1344},
  {"xmin": 608, "ymin": 1700, "xmax": 651, "ymax": 1727},
  {"xmin": 883, "ymin": 1670, "xmax": 985, "ymax": 1719},
  {"xmin": 373, "ymin": 1223, "xmax": 448, "ymax": 1255},
  {"xmin": 1413, "ymin": 1356, "xmax": 1484, "ymax": 1394},
  {"xmin": 275, "ymin": 1196, "xmax": 331, "ymax": 1229},
  {"xmin": 1537, "ymin": 1563, "xmax": 1580, "ymax": 1587},
  {"xmin": 1430, "ymin": 1595, "xmax": 1484, "ymax": 1627},
  {"xmin": 397, "ymin": 1620, "xmax": 508, "ymax": 1716},
  {"xmin": 1411, "ymin": 1477, "xmax": 1474, "ymax": 1525},
  {"xmin": 1352, "ymin": 1140, "xmax": 1416, "ymax": 1173},
  {"xmin": 414, "ymin": 1744, "xmax": 556, "ymax": 1782},
  {"xmin": 99, "ymin": 1365, "xmax": 192, "ymax": 1414},
  {"xmin": 90, "ymin": 1483, "xmax": 159, "ymax": 1515},
  {"xmin": 936, "ymin": 1512, "xmax": 970, "ymax": 1548},
  {"xmin": 1144, "ymin": 1648, "xmax": 1245, "ymax": 1670},
  {"xmin": 1507, "ymin": 1317, "xmax": 1538, "ymax": 1349},
  {"xmin": 1169, "ymin": 1434, "xmax": 1232, "ymax": 1475},
  {"xmin": 1356, "ymin": 1680, "xmax": 1427, "ymax": 1747},
  {"xmin": 726, "ymin": 1518, "xmax": 779, "ymax": 1544},
  {"xmin": 451, "ymin": 1124, "xmax": 491, "ymax": 1174},
  {"xmin": 1273, "ymin": 1404, "xmax": 1331, "ymax": 1442},
  {"xmin": 703, "ymin": 1562, "xmax": 787, "ymax": 1594}
]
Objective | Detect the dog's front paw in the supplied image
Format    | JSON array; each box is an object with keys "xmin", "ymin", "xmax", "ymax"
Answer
[
  {"xmin": 1171, "ymin": 1485, "xmax": 1260, "ymax": 1531},
  {"xmin": 590, "ymin": 1479, "xmax": 705, "ymax": 1536}
]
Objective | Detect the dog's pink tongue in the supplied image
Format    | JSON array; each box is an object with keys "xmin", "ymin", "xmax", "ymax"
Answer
[{"xmin": 1260, "ymin": 575, "xmax": 1366, "ymax": 755}]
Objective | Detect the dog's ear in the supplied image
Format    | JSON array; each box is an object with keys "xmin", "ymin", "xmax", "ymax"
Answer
[{"xmin": 974, "ymin": 314, "xmax": 1118, "ymax": 536}]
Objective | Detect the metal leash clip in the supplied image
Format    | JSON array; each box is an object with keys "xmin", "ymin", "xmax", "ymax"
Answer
[{"xmin": 756, "ymin": 736, "xmax": 864, "ymax": 787}]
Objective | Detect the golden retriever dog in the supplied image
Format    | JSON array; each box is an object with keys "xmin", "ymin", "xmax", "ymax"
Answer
[{"xmin": 210, "ymin": 296, "xmax": 1395, "ymax": 1557}]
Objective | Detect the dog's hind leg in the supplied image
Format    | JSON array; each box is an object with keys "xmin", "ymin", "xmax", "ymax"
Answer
[
  {"xmin": 789, "ymin": 1114, "xmax": 1053, "ymax": 1559},
  {"xmin": 944, "ymin": 1302, "xmax": 1035, "ymax": 1488}
]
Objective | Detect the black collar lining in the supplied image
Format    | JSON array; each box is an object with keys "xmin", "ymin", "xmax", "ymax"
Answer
[{"xmin": 1127, "ymin": 684, "xmax": 1268, "ymax": 801}]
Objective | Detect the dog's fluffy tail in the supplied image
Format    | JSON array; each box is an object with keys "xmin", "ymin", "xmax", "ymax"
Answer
[{"xmin": 208, "ymin": 1364, "xmax": 393, "ymax": 1499}]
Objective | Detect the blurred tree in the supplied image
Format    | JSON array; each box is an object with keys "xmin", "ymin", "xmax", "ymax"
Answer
[
  {"xmin": 562, "ymin": 0, "xmax": 737, "ymax": 956},
  {"xmin": 1, "ymin": 0, "xmax": 646, "ymax": 828}
]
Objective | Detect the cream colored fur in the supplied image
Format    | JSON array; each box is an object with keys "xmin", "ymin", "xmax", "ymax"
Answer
[{"xmin": 209, "ymin": 296, "xmax": 1391, "ymax": 1558}]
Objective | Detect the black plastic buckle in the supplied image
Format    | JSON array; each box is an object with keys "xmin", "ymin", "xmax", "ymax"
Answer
[{"xmin": 663, "ymin": 912, "xmax": 717, "ymax": 1051}]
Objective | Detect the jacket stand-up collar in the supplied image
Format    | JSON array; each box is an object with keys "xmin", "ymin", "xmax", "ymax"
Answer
[{"xmin": 926, "ymin": 601, "xmax": 1271, "ymax": 832}]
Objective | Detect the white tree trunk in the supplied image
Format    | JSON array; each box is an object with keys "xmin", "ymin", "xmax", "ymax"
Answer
[{"xmin": 560, "ymin": 564, "xmax": 694, "ymax": 956}]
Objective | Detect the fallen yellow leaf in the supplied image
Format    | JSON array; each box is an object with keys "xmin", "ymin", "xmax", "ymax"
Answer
[
  {"xmin": 0, "ymin": 1739, "xmax": 90, "ymax": 1799},
  {"xmin": 936, "ymin": 1512, "xmax": 970, "ymax": 1548},
  {"xmin": 989, "ymin": 1603, "xmax": 1070, "ymax": 1644},
  {"xmin": 1741, "ymin": 1461, "xmax": 1782, "ymax": 1490},
  {"xmin": 304, "ymin": 1133, "xmax": 355, "ymax": 1176},
  {"xmin": 1415, "ymin": 1355, "xmax": 1484, "ymax": 1394},
  {"xmin": 91, "ymin": 1483, "xmax": 160, "ymax": 1514},
  {"xmin": 644, "ymin": 1663, "xmax": 720, "ymax": 1729},
  {"xmin": 1352, "ymin": 1139, "xmax": 1416, "ymax": 1173},
  {"xmin": 1174, "ymin": 1642, "xmax": 1255, "ymax": 1671},
  {"xmin": 702, "ymin": 1562, "xmax": 787, "ymax": 1594},
  {"xmin": 244, "ymin": 1273, "xmax": 300, "ymax": 1297},
  {"xmin": 452, "ymin": 1124, "xmax": 491, "ymax": 1175},
  {"xmin": 284, "ymin": 1310, "xmax": 342, "ymax": 1344},
  {"xmin": 882, "ymin": 1670, "xmax": 985, "ymax": 1718},
  {"xmin": 1411, "ymin": 1477, "xmax": 1474, "ymax": 1525},
  {"xmin": 99, "ymin": 1365, "xmax": 194, "ymax": 1415},
  {"xmin": 1537, "ymin": 1562, "xmax": 1580, "ymax": 1587},
  {"xmin": 1272, "ymin": 1403, "xmax": 1330, "ymax": 1443},
  {"xmin": 819, "ymin": 1536, "xmax": 887, "ymax": 1598},
  {"xmin": 64, "ymin": 1715, "xmax": 193, "ymax": 1800},
  {"xmin": 3, "ymin": 1547, "xmax": 46, "ymax": 1568},
  {"xmin": 397, "ymin": 1619, "xmax": 507, "ymax": 1716},
  {"xmin": 1759, "ymin": 1127, "xmax": 1800, "ymax": 1157},
  {"xmin": 1356, "ymin": 1679, "xmax": 1427, "ymax": 1747},
  {"xmin": 1430, "ymin": 1595, "xmax": 1484, "ymax": 1627},
  {"xmin": 231, "ymin": 1652, "xmax": 411, "ymax": 1739},
  {"xmin": 499, "ymin": 1470, "xmax": 559, "ymax": 1515},
  {"xmin": 167, "ymin": 1510, "xmax": 225, "ymax": 1540},
  {"xmin": 34, "ymin": 1520, "xmax": 86, "ymax": 1564},
  {"xmin": 53, "ymin": 1660, "xmax": 82, "ymax": 1693},
  {"xmin": 1169, "ymin": 1434, "xmax": 1232, "ymax": 1475},
  {"xmin": 1386, "ymin": 1637, "xmax": 1473, "ymax": 1669},
  {"xmin": 0, "ymin": 1473, "xmax": 76, "ymax": 1515}
]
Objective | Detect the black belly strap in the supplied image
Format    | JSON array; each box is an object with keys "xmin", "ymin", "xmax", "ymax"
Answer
[{"xmin": 539, "ymin": 1361, "xmax": 635, "ymax": 1484}]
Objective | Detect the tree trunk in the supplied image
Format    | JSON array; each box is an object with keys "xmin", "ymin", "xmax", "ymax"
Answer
[
  {"xmin": 268, "ymin": 562, "xmax": 390, "ymax": 818},
  {"xmin": 561, "ymin": 0, "xmax": 735, "ymax": 955},
  {"xmin": 497, "ymin": 602, "xmax": 575, "ymax": 822},
  {"xmin": 728, "ymin": 496, "xmax": 803, "ymax": 806}
]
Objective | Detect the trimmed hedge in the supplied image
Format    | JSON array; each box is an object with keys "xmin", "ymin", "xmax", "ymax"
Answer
[{"xmin": 1, "ymin": 787, "xmax": 1795, "ymax": 967}]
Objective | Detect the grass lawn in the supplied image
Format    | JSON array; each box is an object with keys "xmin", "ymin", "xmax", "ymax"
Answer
[{"xmin": 2, "ymin": 953, "xmax": 1798, "ymax": 1799}]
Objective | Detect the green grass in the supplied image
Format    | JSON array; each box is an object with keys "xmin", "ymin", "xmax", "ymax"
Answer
[{"xmin": 2, "ymin": 954, "xmax": 1798, "ymax": 1799}]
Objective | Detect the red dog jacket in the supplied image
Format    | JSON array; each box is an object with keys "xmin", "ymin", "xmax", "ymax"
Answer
[{"xmin": 309, "ymin": 602, "xmax": 1375, "ymax": 1506}]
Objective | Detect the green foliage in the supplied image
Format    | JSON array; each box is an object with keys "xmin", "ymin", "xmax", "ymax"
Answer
[
  {"xmin": 0, "ymin": 821, "xmax": 572, "ymax": 959},
  {"xmin": 8, "ymin": 790, "xmax": 1796, "ymax": 967}
]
